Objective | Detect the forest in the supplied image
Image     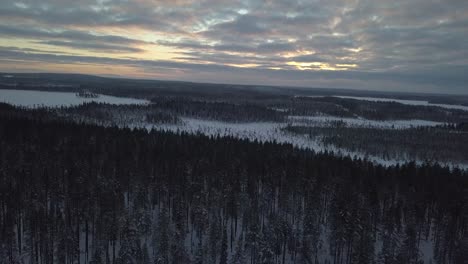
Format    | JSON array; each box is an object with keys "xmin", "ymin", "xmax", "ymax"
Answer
[
  {"xmin": 3, "ymin": 73, "xmax": 468, "ymax": 126},
  {"xmin": 0, "ymin": 104, "xmax": 467, "ymax": 264},
  {"xmin": 288, "ymin": 97, "xmax": 468, "ymax": 123},
  {"xmin": 57, "ymin": 99, "xmax": 282, "ymax": 126},
  {"xmin": 285, "ymin": 124, "xmax": 468, "ymax": 164}
]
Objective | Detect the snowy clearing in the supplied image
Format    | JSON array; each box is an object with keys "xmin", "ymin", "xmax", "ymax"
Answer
[
  {"xmin": 0, "ymin": 89, "xmax": 149, "ymax": 107},
  {"xmin": 143, "ymin": 118, "xmax": 321, "ymax": 148},
  {"xmin": 137, "ymin": 117, "xmax": 460, "ymax": 168}
]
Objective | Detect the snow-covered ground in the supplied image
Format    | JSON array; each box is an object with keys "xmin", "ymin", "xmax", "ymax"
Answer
[
  {"xmin": 333, "ymin": 95, "xmax": 468, "ymax": 111},
  {"xmin": 137, "ymin": 118, "xmax": 432, "ymax": 168},
  {"xmin": 288, "ymin": 115, "xmax": 443, "ymax": 129},
  {"xmin": 0, "ymin": 89, "xmax": 149, "ymax": 107},
  {"xmin": 144, "ymin": 118, "xmax": 322, "ymax": 149}
]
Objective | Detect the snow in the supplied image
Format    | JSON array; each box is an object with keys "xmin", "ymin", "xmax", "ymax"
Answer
[
  {"xmin": 137, "ymin": 118, "xmax": 406, "ymax": 167},
  {"xmin": 145, "ymin": 118, "xmax": 322, "ymax": 148},
  {"xmin": 135, "ymin": 117, "xmax": 468, "ymax": 170},
  {"xmin": 269, "ymin": 107, "xmax": 289, "ymax": 112},
  {"xmin": 333, "ymin": 95, "xmax": 468, "ymax": 111},
  {"xmin": 0, "ymin": 89, "xmax": 149, "ymax": 107},
  {"xmin": 288, "ymin": 115, "xmax": 444, "ymax": 129},
  {"xmin": 419, "ymin": 239, "xmax": 435, "ymax": 263}
]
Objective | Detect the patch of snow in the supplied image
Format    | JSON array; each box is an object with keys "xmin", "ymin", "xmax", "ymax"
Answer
[
  {"xmin": 135, "ymin": 118, "xmax": 404, "ymax": 167},
  {"xmin": 419, "ymin": 239, "xmax": 435, "ymax": 263},
  {"xmin": 269, "ymin": 107, "xmax": 289, "ymax": 112},
  {"xmin": 134, "ymin": 117, "xmax": 468, "ymax": 170},
  {"xmin": 146, "ymin": 118, "xmax": 312, "ymax": 146},
  {"xmin": 0, "ymin": 89, "xmax": 149, "ymax": 107}
]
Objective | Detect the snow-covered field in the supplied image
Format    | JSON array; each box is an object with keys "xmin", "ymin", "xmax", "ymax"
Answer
[
  {"xmin": 288, "ymin": 115, "xmax": 443, "ymax": 129},
  {"xmin": 137, "ymin": 118, "xmax": 425, "ymax": 167},
  {"xmin": 0, "ymin": 89, "xmax": 149, "ymax": 107},
  {"xmin": 145, "ymin": 118, "xmax": 322, "ymax": 149},
  {"xmin": 334, "ymin": 95, "xmax": 468, "ymax": 111},
  {"xmin": 137, "ymin": 117, "xmax": 466, "ymax": 169}
]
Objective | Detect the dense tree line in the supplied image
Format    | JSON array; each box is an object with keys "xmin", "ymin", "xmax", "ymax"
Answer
[
  {"xmin": 150, "ymin": 97, "xmax": 284, "ymax": 122},
  {"xmin": 283, "ymin": 97, "xmax": 355, "ymax": 118},
  {"xmin": 0, "ymin": 106, "xmax": 466, "ymax": 263},
  {"xmin": 60, "ymin": 99, "xmax": 283, "ymax": 125},
  {"xmin": 55, "ymin": 96, "xmax": 468, "ymax": 128},
  {"xmin": 4, "ymin": 76, "xmax": 468, "ymax": 125},
  {"xmin": 0, "ymin": 73, "xmax": 290, "ymax": 102},
  {"xmin": 291, "ymin": 97, "xmax": 468, "ymax": 123},
  {"xmin": 60, "ymin": 103, "xmax": 181, "ymax": 127},
  {"xmin": 285, "ymin": 124, "xmax": 468, "ymax": 164},
  {"xmin": 3, "ymin": 72, "xmax": 468, "ymax": 112}
]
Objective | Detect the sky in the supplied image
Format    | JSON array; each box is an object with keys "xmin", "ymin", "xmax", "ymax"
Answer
[{"xmin": 0, "ymin": 0, "xmax": 467, "ymax": 94}]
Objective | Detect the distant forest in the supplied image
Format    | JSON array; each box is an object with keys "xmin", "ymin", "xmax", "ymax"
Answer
[
  {"xmin": 0, "ymin": 105, "xmax": 467, "ymax": 264},
  {"xmin": 288, "ymin": 97, "xmax": 468, "ymax": 123},
  {"xmin": 2, "ymin": 73, "xmax": 468, "ymax": 124},
  {"xmin": 285, "ymin": 124, "xmax": 468, "ymax": 164}
]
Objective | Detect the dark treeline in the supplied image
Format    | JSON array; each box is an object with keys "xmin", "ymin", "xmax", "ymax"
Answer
[
  {"xmin": 150, "ymin": 97, "xmax": 284, "ymax": 122},
  {"xmin": 436, "ymin": 123, "xmax": 468, "ymax": 132},
  {"xmin": 60, "ymin": 103, "xmax": 181, "ymax": 127},
  {"xmin": 0, "ymin": 107, "xmax": 467, "ymax": 264},
  {"xmin": 283, "ymin": 98, "xmax": 355, "ymax": 118},
  {"xmin": 285, "ymin": 124, "xmax": 468, "ymax": 164},
  {"xmin": 4, "ymin": 73, "xmax": 468, "ymax": 107},
  {"xmin": 0, "ymin": 73, "xmax": 291, "ymax": 102},
  {"xmin": 54, "ymin": 95, "xmax": 468, "ymax": 128},
  {"xmin": 61, "ymin": 99, "xmax": 283, "ymax": 125},
  {"xmin": 291, "ymin": 97, "xmax": 468, "ymax": 123}
]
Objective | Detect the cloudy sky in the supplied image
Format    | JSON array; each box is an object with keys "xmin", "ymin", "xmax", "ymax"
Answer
[{"xmin": 0, "ymin": 0, "xmax": 467, "ymax": 93}]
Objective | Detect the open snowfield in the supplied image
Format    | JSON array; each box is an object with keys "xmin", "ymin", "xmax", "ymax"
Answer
[
  {"xmin": 0, "ymin": 89, "xmax": 149, "ymax": 107},
  {"xmin": 144, "ymin": 118, "xmax": 315, "ymax": 147},
  {"xmin": 140, "ymin": 118, "xmax": 445, "ymax": 168}
]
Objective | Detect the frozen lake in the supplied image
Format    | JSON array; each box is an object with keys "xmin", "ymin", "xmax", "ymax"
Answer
[{"xmin": 0, "ymin": 89, "xmax": 149, "ymax": 107}]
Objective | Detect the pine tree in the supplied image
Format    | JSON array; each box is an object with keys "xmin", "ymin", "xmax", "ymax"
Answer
[
  {"xmin": 141, "ymin": 243, "xmax": 150, "ymax": 264},
  {"xmin": 230, "ymin": 236, "xmax": 247, "ymax": 264},
  {"xmin": 397, "ymin": 225, "xmax": 422, "ymax": 264},
  {"xmin": 194, "ymin": 238, "xmax": 204, "ymax": 264},
  {"xmin": 91, "ymin": 248, "xmax": 104, "ymax": 264},
  {"xmin": 117, "ymin": 215, "xmax": 143, "ymax": 264},
  {"xmin": 154, "ymin": 208, "xmax": 170, "ymax": 264},
  {"xmin": 219, "ymin": 226, "xmax": 228, "ymax": 264}
]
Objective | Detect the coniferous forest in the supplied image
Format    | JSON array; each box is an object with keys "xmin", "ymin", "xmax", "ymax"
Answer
[{"xmin": 0, "ymin": 104, "xmax": 467, "ymax": 264}]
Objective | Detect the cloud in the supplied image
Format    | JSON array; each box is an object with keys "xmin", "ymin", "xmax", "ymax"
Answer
[
  {"xmin": 1, "ymin": 47, "xmax": 466, "ymax": 91},
  {"xmin": 288, "ymin": 54, "xmax": 327, "ymax": 63},
  {"xmin": 36, "ymin": 40, "xmax": 144, "ymax": 53},
  {"xmin": 0, "ymin": 24, "xmax": 150, "ymax": 53},
  {"xmin": 0, "ymin": 0, "xmax": 467, "ymax": 93},
  {"xmin": 206, "ymin": 15, "xmax": 272, "ymax": 36}
]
